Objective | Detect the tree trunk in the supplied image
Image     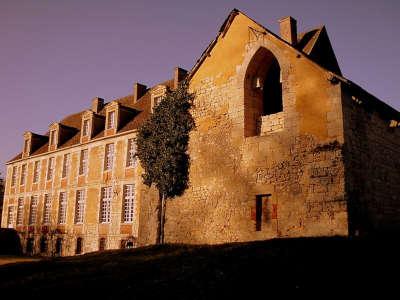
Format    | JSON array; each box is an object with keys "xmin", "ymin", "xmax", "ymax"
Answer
[{"xmin": 156, "ymin": 192, "xmax": 167, "ymax": 244}]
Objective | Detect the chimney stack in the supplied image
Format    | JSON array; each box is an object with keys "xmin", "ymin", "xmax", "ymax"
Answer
[
  {"xmin": 91, "ymin": 97, "xmax": 104, "ymax": 113},
  {"xmin": 279, "ymin": 16, "xmax": 297, "ymax": 45},
  {"xmin": 133, "ymin": 82, "xmax": 147, "ymax": 103},
  {"xmin": 174, "ymin": 67, "xmax": 188, "ymax": 89}
]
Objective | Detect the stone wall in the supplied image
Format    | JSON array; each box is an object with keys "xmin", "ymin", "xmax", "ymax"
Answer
[
  {"xmin": 140, "ymin": 13, "xmax": 350, "ymax": 245},
  {"xmin": 342, "ymin": 85, "xmax": 400, "ymax": 235}
]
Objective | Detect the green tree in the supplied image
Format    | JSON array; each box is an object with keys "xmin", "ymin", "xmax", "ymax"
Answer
[{"xmin": 136, "ymin": 81, "xmax": 195, "ymax": 244}]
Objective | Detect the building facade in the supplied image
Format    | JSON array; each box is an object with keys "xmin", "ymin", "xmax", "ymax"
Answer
[{"xmin": 1, "ymin": 10, "xmax": 400, "ymax": 255}]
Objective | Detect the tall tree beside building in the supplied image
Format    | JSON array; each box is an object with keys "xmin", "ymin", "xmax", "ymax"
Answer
[{"xmin": 136, "ymin": 82, "xmax": 195, "ymax": 244}]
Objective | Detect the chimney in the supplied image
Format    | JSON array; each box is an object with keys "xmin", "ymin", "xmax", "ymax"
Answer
[
  {"xmin": 174, "ymin": 67, "xmax": 188, "ymax": 89},
  {"xmin": 133, "ymin": 82, "xmax": 147, "ymax": 103},
  {"xmin": 279, "ymin": 16, "xmax": 297, "ymax": 45},
  {"xmin": 91, "ymin": 97, "xmax": 104, "ymax": 113}
]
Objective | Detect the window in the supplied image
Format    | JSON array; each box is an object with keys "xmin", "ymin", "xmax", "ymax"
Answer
[
  {"xmin": 107, "ymin": 111, "xmax": 115, "ymax": 129},
  {"xmin": 11, "ymin": 166, "xmax": 18, "ymax": 187},
  {"xmin": 79, "ymin": 149, "xmax": 88, "ymax": 175},
  {"xmin": 43, "ymin": 194, "xmax": 51, "ymax": 224},
  {"xmin": 75, "ymin": 190, "xmax": 85, "ymax": 224},
  {"xmin": 49, "ymin": 130, "xmax": 56, "ymax": 146},
  {"xmin": 7, "ymin": 206, "xmax": 15, "ymax": 228},
  {"xmin": 62, "ymin": 153, "xmax": 71, "ymax": 178},
  {"xmin": 123, "ymin": 184, "xmax": 135, "ymax": 223},
  {"xmin": 126, "ymin": 139, "xmax": 137, "ymax": 168},
  {"xmin": 16, "ymin": 197, "xmax": 24, "ymax": 225},
  {"xmin": 76, "ymin": 237, "xmax": 83, "ymax": 254},
  {"xmin": 55, "ymin": 238, "xmax": 63, "ymax": 256},
  {"xmin": 82, "ymin": 119, "xmax": 90, "ymax": 136},
  {"xmin": 58, "ymin": 192, "xmax": 67, "ymax": 224},
  {"xmin": 40, "ymin": 237, "xmax": 48, "ymax": 254},
  {"xmin": 20, "ymin": 164, "xmax": 27, "ymax": 185},
  {"xmin": 29, "ymin": 195, "xmax": 38, "ymax": 225},
  {"xmin": 154, "ymin": 96, "xmax": 163, "ymax": 107},
  {"xmin": 26, "ymin": 238, "xmax": 34, "ymax": 255},
  {"xmin": 255, "ymin": 194, "xmax": 271, "ymax": 231},
  {"xmin": 99, "ymin": 237, "xmax": 106, "ymax": 251},
  {"xmin": 104, "ymin": 144, "xmax": 114, "ymax": 171},
  {"xmin": 33, "ymin": 161, "xmax": 41, "ymax": 183},
  {"xmin": 47, "ymin": 157, "xmax": 55, "ymax": 180},
  {"xmin": 100, "ymin": 187, "xmax": 112, "ymax": 223}
]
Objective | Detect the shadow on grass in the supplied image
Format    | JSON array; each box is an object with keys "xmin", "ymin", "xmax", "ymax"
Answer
[{"xmin": 0, "ymin": 236, "xmax": 399, "ymax": 298}]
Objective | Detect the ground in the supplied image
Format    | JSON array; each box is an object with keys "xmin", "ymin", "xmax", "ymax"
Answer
[{"xmin": 0, "ymin": 236, "xmax": 398, "ymax": 298}]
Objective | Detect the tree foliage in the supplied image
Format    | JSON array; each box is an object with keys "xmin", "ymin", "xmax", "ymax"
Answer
[{"xmin": 136, "ymin": 81, "xmax": 195, "ymax": 198}]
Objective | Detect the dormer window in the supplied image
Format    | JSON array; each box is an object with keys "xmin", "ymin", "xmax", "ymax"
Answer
[
  {"xmin": 107, "ymin": 111, "xmax": 115, "ymax": 129},
  {"xmin": 82, "ymin": 119, "xmax": 90, "ymax": 136},
  {"xmin": 49, "ymin": 130, "xmax": 57, "ymax": 147},
  {"xmin": 24, "ymin": 140, "xmax": 29, "ymax": 154},
  {"xmin": 151, "ymin": 85, "xmax": 167, "ymax": 112}
]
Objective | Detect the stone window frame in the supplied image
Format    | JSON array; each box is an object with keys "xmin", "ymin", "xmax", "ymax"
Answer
[
  {"xmin": 79, "ymin": 148, "xmax": 89, "ymax": 176},
  {"xmin": 61, "ymin": 153, "xmax": 71, "ymax": 179},
  {"xmin": 103, "ymin": 143, "xmax": 115, "ymax": 172},
  {"xmin": 42, "ymin": 194, "xmax": 52, "ymax": 225},
  {"xmin": 150, "ymin": 85, "xmax": 167, "ymax": 112},
  {"xmin": 122, "ymin": 184, "xmax": 135, "ymax": 223},
  {"xmin": 33, "ymin": 160, "xmax": 41, "ymax": 184},
  {"xmin": 11, "ymin": 165, "xmax": 18, "ymax": 187},
  {"xmin": 20, "ymin": 163, "xmax": 27, "ymax": 186},
  {"xmin": 238, "ymin": 42, "xmax": 292, "ymax": 138},
  {"xmin": 28, "ymin": 195, "xmax": 39, "ymax": 225},
  {"xmin": 58, "ymin": 191, "xmax": 67, "ymax": 225},
  {"xmin": 99, "ymin": 186, "xmax": 113, "ymax": 224},
  {"xmin": 16, "ymin": 197, "xmax": 24, "ymax": 226},
  {"xmin": 46, "ymin": 157, "xmax": 55, "ymax": 181},
  {"xmin": 74, "ymin": 189, "xmax": 86, "ymax": 224},
  {"xmin": 7, "ymin": 205, "xmax": 15, "ymax": 228},
  {"xmin": 126, "ymin": 138, "xmax": 137, "ymax": 168}
]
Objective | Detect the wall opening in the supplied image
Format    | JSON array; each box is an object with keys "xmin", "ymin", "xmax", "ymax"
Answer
[
  {"xmin": 76, "ymin": 237, "xmax": 83, "ymax": 254},
  {"xmin": 244, "ymin": 47, "xmax": 283, "ymax": 137},
  {"xmin": 255, "ymin": 194, "xmax": 271, "ymax": 231},
  {"xmin": 55, "ymin": 238, "xmax": 63, "ymax": 256}
]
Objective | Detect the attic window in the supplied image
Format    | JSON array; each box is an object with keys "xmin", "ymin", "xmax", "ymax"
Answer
[
  {"xmin": 49, "ymin": 130, "xmax": 57, "ymax": 146},
  {"xmin": 82, "ymin": 119, "xmax": 90, "ymax": 136},
  {"xmin": 107, "ymin": 111, "xmax": 115, "ymax": 129},
  {"xmin": 24, "ymin": 139, "xmax": 29, "ymax": 154}
]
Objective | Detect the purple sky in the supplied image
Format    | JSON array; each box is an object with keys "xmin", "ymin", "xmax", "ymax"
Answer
[{"xmin": 0, "ymin": 0, "xmax": 399, "ymax": 176}]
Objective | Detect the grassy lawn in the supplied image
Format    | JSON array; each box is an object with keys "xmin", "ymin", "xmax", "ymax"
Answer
[{"xmin": 0, "ymin": 236, "xmax": 398, "ymax": 298}]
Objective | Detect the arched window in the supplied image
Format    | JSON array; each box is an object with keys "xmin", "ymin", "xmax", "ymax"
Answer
[{"xmin": 244, "ymin": 48, "xmax": 283, "ymax": 137}]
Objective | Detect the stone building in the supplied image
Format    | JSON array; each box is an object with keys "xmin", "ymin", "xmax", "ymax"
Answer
[{"xmin": 1, "ymin": 10, "xmax": 399, "ymax": 255}]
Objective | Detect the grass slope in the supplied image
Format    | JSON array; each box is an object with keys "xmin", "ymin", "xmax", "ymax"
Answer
[{"xmin": 0, "ymin": 236, "xmax": 398, "ymax": 298}]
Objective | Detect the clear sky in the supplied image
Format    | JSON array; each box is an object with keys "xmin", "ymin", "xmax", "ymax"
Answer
[{"xmin": 0, "ymin": 0, "xmax": 399, "ymax": 176}]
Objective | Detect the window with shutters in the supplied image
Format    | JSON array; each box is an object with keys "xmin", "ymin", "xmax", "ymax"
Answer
[
  {"xmin": 47, "ymin": 157, "xmax": 55, "ymax": 180},
  {"xmin": 123, "ymin": 184, "xmax": 135, "ymax": 223},
  {"xmin": 33, "ymin": 161, "xmax": 41, "ymax": 183},
  {"xmin": 79, "ymin": 149, "xmax": 88, "ymax": 175},
  {"xmin": 20, "ymin": 164, "xmax": 27, "ymax": 186},
  {"xmin": 7, "ymin": 206, "xmax": 15, "ymax": 228},
  {"xmin": 16, "ymin": 197, "xmax": 24, "ymax": 225},
  {"xmin": 43, "ymin": 194, "xmax": 51, "ymax": 224},
  {"xmin": 62, "ymin": 153, "xmax": 71, "ymax": 178},
  {"xmin": 104, "ymin": 144, "xmax": 114, "ymax": 171},
  {"xmin": 100, "ymin": 186, "xmax": 112, "ymax": 223},
  {"xmin": 58, "ymin": 192, "xmax": 67, "ymax": 224},
  {"xmin": 126, "ymin": 138, "xmax": 137, "ymax": 168},
  {"xmin": 75, "ymin": 190, "xmax": 85, "ymax": 224},
  {"xmin": 29, "ymin": 195, "xmax": 38, "ymax": 225}
]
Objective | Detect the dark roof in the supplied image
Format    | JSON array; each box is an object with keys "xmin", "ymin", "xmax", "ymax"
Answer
[{"xmin": 8, "ymin": 80, "xmax": 174, "ymax": 163}]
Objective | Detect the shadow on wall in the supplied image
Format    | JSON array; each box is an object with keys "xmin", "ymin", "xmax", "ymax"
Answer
[{"xmin": 0, "ymin": 229, "xmax": 22, "ymax": 255}]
